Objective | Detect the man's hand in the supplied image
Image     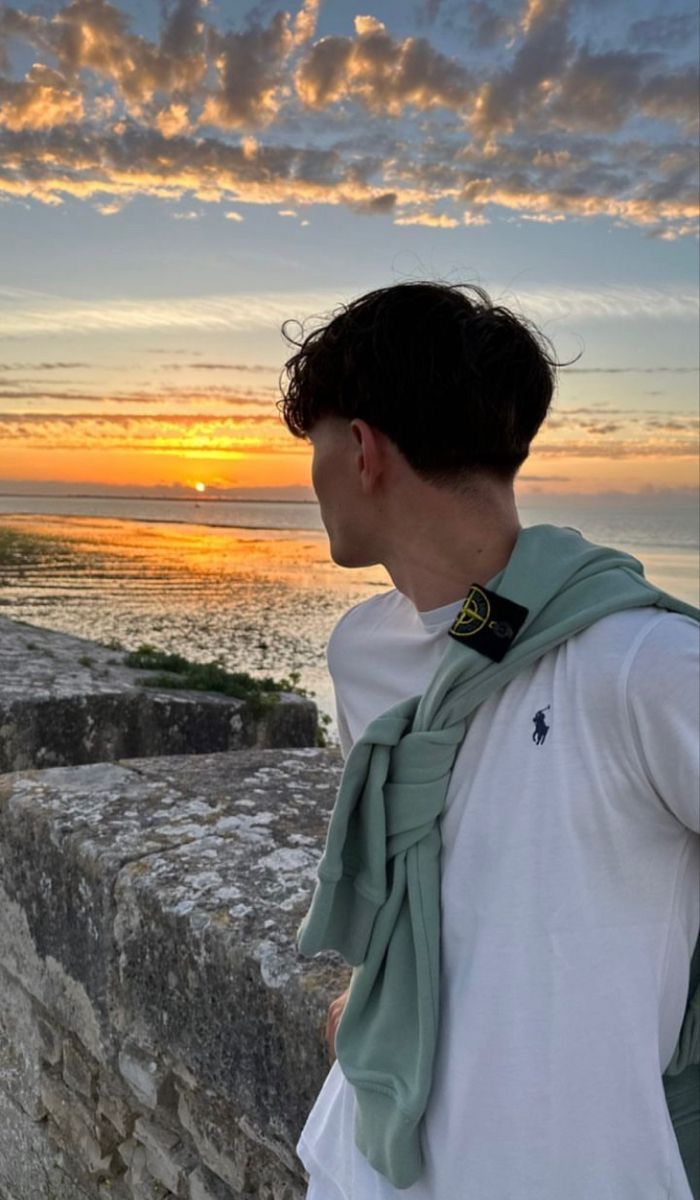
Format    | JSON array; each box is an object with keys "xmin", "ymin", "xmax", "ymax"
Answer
[{"xmin": 326, "ymin": 987, "xmax": 350, "ymax": 1061}]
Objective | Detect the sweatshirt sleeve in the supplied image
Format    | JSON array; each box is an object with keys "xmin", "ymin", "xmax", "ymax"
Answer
[{"xmin": 622, "ymin": 612, "xmax": 700, "ymax": 833}]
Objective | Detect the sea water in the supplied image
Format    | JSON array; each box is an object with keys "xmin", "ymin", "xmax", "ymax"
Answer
[{"xmin": 0, "ymin": 494, "xmax": 697, "ymax": 746}]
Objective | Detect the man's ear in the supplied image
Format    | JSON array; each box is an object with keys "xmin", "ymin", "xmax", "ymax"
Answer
[{"xmin": 350, "ymin": 417, "xmax": 384, "ymax": 492}]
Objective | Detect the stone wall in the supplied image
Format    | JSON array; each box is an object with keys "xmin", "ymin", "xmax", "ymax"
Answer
[{"xmin": 0, "ymin": 747, "xmax": 349, "ymax": 1200}]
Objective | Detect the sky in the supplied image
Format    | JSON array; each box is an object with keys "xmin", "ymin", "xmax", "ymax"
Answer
[{"xmin": 0, "ymin": 0, "xmax": 698, "ymax": 500}]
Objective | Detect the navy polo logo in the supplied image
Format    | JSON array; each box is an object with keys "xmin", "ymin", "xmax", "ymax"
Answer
[{"xmin": 532, "ymin": 706, "xmax": 550, "ymax": 745}]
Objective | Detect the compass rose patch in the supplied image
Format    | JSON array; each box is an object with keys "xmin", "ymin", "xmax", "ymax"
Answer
[{"xmin": 448, "ymin": 584, "xmax": 528, "ymax": 661}]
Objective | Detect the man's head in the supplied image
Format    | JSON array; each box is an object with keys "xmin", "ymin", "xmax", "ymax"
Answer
[{"xmin": 276, "ymin": 281, "xmax": 559, "ymax": 571}]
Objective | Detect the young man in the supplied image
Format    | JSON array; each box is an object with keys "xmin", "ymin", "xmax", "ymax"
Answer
[{"xmin": 277, "ymin": 282, "xmax": 699, "ymax": 1199}]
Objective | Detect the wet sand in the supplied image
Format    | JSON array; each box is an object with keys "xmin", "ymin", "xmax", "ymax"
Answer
[{"xmin": 1, "ymin": 511, "xmax": 697, "ymax": 746}]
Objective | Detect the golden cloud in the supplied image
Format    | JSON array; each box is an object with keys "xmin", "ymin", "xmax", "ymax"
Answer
[
  {"xmin": 0, "ymin": 64, "xmax": 84, "ymax": 129},
  {"xmin": 0, "ymin": 0, "xmax": 696, "ymax": 238}
]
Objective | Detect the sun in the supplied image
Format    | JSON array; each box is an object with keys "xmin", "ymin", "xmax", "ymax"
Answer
[{"xmin": 194, "ymin": 482, "xmax": 206, "ymax": 493}]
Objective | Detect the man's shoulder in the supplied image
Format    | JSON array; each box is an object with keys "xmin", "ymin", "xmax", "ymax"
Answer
[
  {"xmin": 569, "ymin": 606, "xmax": 697, "ymax": 662},
  {"xmin": 558, "ymin": 607, "xmax": 698, "ymax": 709},
  {"xmin": 327, "ymin": 589, "xmax": 404, "ymax": 669},
  {"xmin": 330, "ymin": 589, "xmax": 403, "ymax": 637}
]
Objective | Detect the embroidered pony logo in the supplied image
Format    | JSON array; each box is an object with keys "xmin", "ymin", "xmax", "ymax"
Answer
[{"xmin": 532, "ymin": 706, "xmax": 550, "ymax": 746}]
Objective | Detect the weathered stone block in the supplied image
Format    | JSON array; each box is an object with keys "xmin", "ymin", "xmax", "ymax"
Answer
[
  {"xmin": 41, "ymin": 1071, "xmax": 111, "ymax": 1176},
  {"xmin": 98, "ymin": 1085, "xmax": 135, "ymax": 1139},
  {"xmin": 118, "ymin": 1043, "xmax": 177, "ymax": 1111},
  {"xmin": 36, "ymin": 1013, "xmax": 62, "ymax": 1065},
  {"xmin": 118, "ymin": 1134, "xmax": 138, "ymax": 1166},
  {"xmin": 0, "ymin": 616, "xmax": 318, "ymax": 773},
  {"xmin": 134, "ymin": 1115, "xmax": 180, "ymax": 1154},
  {"xmin": 187, "ymin": 1164, "xmax": 238, "ymax": 1200},
  {"xmin": 63, "ymin": 1036, "xmax": 97, "ymax": 1101},
  {"xmin": 0, "ymin": 965, "xmax": 48, "ymax": 1121},
  {"xmin": 0, "ymin": 1087, "xmax": 102, "ymax": 1200},
  {"xmin": 145, "ymin": 1140, "xmax": 197, "ymax": 1198},
  {"xmin": 99, "ymin": 1178, "xmax": 132, "ymax": 1200},
  {"xmin": 176, "ymin": 1087, "xmax": 248, "ymax": 1192},
  {"xmin": 127, "ymin": 1144, "xmax": 165, "ymax": 1198}
]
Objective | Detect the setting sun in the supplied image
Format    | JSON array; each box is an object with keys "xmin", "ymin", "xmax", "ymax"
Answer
[{"xmin": 194, "ymin": 482, "xmax": 206, "ymax": 493}]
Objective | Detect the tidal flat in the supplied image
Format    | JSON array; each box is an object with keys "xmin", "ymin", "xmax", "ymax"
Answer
[
  {"xmin": 1, "ymin": 504, "xmax": 697, "ymax": 747},
  {"xmin": 0, "ymin": 514, "xmax": 393, "ymax": 745}
]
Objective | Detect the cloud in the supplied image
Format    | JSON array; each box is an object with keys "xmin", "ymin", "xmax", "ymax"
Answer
[
  {"xmin": 0, "ymin": 118, "xmax": 398, "ymax": 213},
  {"xmin": 94, "ymin": 198, "xmax": 125, "ymax": 213},
  {"xmin": 491, "ymin": 283, "xmax": 699, "ymax": 321},
  {"xmin": 415, "ymin": 0, "xmax": 445, "ymax": 28},
  {"xmin": 0, "ymin": 0, "xmax": 696, "ymax": 237},
  {"xmin": 535, "ymin": 440, "xmax": 698, "ymax": 459},
  {"xmin": 0, "ymin": 360, "xmax": 92, "ymax": 370},
  {"xmin": 155, "ymin": 101, "xmax": 192, "ymax": 137},
  {"xmin": 0, "ymin": 64, "xmax": 84, "ymax": 130},
  {"xmin": 0, "ymin": 407, "xmax": 307, "ymax": 456},
  {"xmin": 160, "ymin": 360, "xmax": 278, "ymax": 371},
  {"xmin": 547, "ymin": 48, "xmax": 698, "ymax": 134},
  {"xmin": 628, "ymin": 14, "xmax": 698, "ymax": 50},
  {"xmin": 466, "ymin": 2, "xmax": 516, "ymax": 48},
  {"xmin": 394, "ymin": 210, "xmax": 459, "ymax": 226},
  {"xmin": 3, "ymin": 405, "xmax": 695, "ymax": 464},
  {"xmin": 201, "ymin": 12, "xmax": 295, "ymax": 128},
  {"xmin": 469, "ymin": 0, "xmax": 572, "ymax": 139},
  {"xmin": 294, "ymin": 16, "xmax": 473, "ymax": 114},
  {"xmin": 0, "ymin": 285, "xmax": 346, "ymax": 336},
  {"xmin": 517, "ymin": 473, "xmax": 571, "ymax": 482},
  {"xmin": 0, "ymin": 411, "xmax": 279, "ymax": 424},
  {"xmin": 8, "ymin": 0, "xmax": 210, "ymax": 113},
  {"xmin": 0, "ymin": 384, "xmax": 276, "ymax": 402},
  {"xmin": 1, "ymin": 282, "xmax": 697, "ymax": 340},
  {"xmin": 563, "ymin": 366, "xmax": 699, "ymax": 375}
]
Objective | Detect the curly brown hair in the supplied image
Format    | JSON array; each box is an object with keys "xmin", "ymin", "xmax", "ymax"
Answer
[{"xmin": 276, "ymin": 280, "xmax": 564, "ymax": 489}]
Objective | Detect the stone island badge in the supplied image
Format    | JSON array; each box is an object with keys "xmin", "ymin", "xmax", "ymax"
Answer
[{"xmin": 448, "ymin": 584, "xmax": 529, "ymax": 662}]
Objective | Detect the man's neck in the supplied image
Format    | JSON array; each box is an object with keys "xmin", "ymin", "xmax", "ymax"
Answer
[{"xmin": 381, "ymin": 489, "xmax": 521, "ymax": 613}]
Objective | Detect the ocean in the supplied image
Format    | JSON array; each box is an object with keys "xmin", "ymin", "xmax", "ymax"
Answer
[{"xmin": 1, "ymin": 493, "xmax": 697, "ymax": 747}]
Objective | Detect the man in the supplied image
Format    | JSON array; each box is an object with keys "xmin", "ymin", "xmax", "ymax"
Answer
[{"xmin": 277, "ymin": 282, "xmax": 699, "ymax": 1199}]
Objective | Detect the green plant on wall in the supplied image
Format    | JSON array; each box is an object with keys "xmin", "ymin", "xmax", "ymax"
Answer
[{"xmin": 123, "ymin": 646, "xmax": 333, "ymax": 744}]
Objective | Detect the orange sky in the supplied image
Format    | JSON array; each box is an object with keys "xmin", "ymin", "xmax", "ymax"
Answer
[{"xmin": 1, "ymin": 0, "xmax": 698, "ymax": 498}]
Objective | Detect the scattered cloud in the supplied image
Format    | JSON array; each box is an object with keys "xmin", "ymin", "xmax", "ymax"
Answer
[
  {"xmin": 394, "ymin": 210, "xmax": 459, "ymax": 227},
  {"xmin": 518, "ymin": 473, "xmax": 571, "ymax": 482},
  {"xmin": 0, "ymin": 285, "xmax": 344, "ymax": 336},
  {"xmin": 94, "ymin": 198, "xmax": 126, "ymax": 214},
  {"xmin": 160, "ymin": 360, "xmax": 278, "ymax": 371},
  {"xmin": 0, "ymin": 64, "xmax": 84, "ymax": 129},
  {"xmin": 563, "ymin": 365, "xmax": 699, "ymax": 375},
  {"xmin": 0, "ymin": 360, "xmax": 92, "ymax": 370},
  {"xmin": 0, "ymin": 407, "xmax": 306, "ymax": 456},
  {"xmin": 1, "ymin": 282, "xmax": 697, "ymax": 341},
  {"xmin": 0, "ymin": 0, "xmax": 695, "ymax": 236},
  {"xmin": 1, "ymin": 401, "xmax": 696, "ymax": 463},
  {"xmin": 628, "ymin": 14, "xmax": 698, "ymax": 50},
  {"xmin": 294, "ymin": 14, "xmax": 473, "ymax": 115}
]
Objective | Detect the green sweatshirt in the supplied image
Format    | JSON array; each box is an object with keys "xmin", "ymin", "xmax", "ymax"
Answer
[{"xmin": 297, "ymin": 524, "xmax": 700, "ymax": 1192}]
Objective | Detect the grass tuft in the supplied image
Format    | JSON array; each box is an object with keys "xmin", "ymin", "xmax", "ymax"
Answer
[{"xmin": 123, "ymin": 644, "xmax": 330, "ymax": 740}]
